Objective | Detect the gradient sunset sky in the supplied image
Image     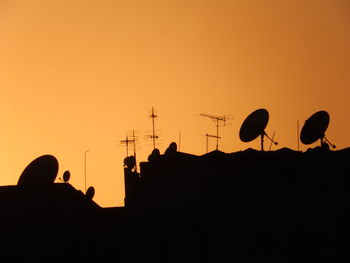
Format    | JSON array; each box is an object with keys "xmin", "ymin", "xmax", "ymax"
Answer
[{"xmin": 0, "ymin": 0, "xmax": 349, "ymax": 207}]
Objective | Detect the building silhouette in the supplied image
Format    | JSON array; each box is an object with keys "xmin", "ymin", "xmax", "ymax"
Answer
[
  {"xmin": 124, "ymin": 144, "xmax": 350, "ymax": 262},
  {"xmin": 0, "ymin": 145, "xmax": 349, "ymax": 261}
]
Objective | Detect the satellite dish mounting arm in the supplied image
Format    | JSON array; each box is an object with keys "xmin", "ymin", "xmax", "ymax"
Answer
[
  {"xmin": 323, "ymin": 136, "xmax": 336, "ymax": 149},
  {"xmin": 262, "ymin": 131, "xmax": 278, "ymax": 151}
]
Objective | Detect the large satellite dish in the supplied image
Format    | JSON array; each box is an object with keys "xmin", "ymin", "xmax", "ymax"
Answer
[
  {"xmin": 239, "ymin": 108, "xmax": 278, "ymax": 151},
  {"xmin": 17, "ymin": 155, "xmax": 59, "ymax": 187},
  {"xmin": 300, "ymin": 110, "xmax": 336, "ymax": 148}
]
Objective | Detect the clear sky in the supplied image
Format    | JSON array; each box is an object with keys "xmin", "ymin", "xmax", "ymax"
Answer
[{"xmin": 0, "ymin": 0, "xmax": 349, "ymax": 207}]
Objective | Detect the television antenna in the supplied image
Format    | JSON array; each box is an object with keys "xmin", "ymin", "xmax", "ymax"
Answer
[
  {"xmin": 200, "ymin": 113, "xmax": 233, "ymax": 150},
  {"xmin": 120, "ymin": 135, "xmax": 134, "ymax": 157},
  {"xmin": 204, "ymin": 133, "xmax": 221, "ymax": 153},
  {"xmin": 147, "ymin": 107, "xmax": 159, "ymax": 149},
  {"xmin": 120, "ymin": 130, "xmax": 138, "ymax": 172}
]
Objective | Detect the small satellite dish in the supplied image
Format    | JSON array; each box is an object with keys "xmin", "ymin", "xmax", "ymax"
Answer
[
  {"xmin": 86, "ymin": 186, "xmax": 95, "ymax": 200},
  {"xmin": 17, "ymin": 155, "xmax": 59, "ymax": 187},
  {"xmin": 63, "ymin": 170, "xmax": 71, "ymax": 183},
  {"xmin": 239, "ymin": 109, "xmax": 278, "ymax": 151},
  {"xmin": 148, "ymin": 148, "xmax": 161, "ymax": 162},
  {"xmin": 165, "ymin": 142, "xmax": 177, "ymax": 154},
  {"xmin": 123, "ymin": 156, "xmax": 136, "ymax": 170},
  {"xmin": 300, "ymin": 110, "xmax": 335, "ymax": 148}
]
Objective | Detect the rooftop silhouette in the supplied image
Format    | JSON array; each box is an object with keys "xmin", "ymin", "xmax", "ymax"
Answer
[{"xmin": 0, "ymin": 109, "xmax": 348, "ymax": 261}]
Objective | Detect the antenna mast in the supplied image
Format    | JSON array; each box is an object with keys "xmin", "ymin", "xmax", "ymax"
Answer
[
  {"xmin": 179, "ymin": 131, "xmax": 181, "ymax": 152},
  {"xmin": 131, "ymin": 130, "xmax": 137, "ymax": 172},
  {"xmin": 297, "ymin": 121, "xmax": 300, "ymax": 151},
  {"xmin": 205, "ymin": 133, "xmax": 220, "ymax": 153},
  {"xmin": 200, "ymin": 113, "xmax": 232, "ymax": 150},
  {"xmin": 120, "ymin": 135, "xmax": 134, "ymax": 157},
  {"xmin": 120, "ymin": 130, "xmax": 138, "ymax": 172},
  {"xmin": 150, "ymin": 107, "xmax": 158, "ymax": 149}
]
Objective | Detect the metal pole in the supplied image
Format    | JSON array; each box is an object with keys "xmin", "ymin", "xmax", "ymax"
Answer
[
  {"xmin": 126, "ymin": 136, "xmax": 129, "ymax": 157},
  {"xmin": 84, "ymin": 149, "xmax": 90, "ymax": 193},
  {"xmin": 206, "ymin": 134, "xmax": 208, "ymax": 153},
  {"xmin": 268, "ymin": 131, "xmax": 275, "ymax": 151},
  {"xmin": 179, "ymin": 131, "xmax": 181, "ymax": 152},
  {"xmin": 152, "ymin": 107, "xmax": 155, "ymax": 149},
  {"xmin": 216, "ymin": 120, "xmax": 219, "ymax": 150},
  {"xmin": 297, "ymin": 121, "xmax": 300, "ymax": 151},
  {"xmin": 133, "ymin": 130, "xmax": 137, "ymax": 172}
]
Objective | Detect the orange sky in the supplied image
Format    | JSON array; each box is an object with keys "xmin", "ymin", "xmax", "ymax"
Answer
[{"xmin": 0, "ymin": 0, "xmax": 349, "ymax": 207}]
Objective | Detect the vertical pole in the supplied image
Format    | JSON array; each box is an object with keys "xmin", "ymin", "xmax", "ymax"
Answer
[
  {"xmin": 133, "ymin": 130, "xmax": 137, "ymax": 172},
  {"xmin": 179, "ymin": 131, "xmax": 181, "ymax": 152},
  {"xmin": 206, "ymin": 134, "xmax": 209, "ymax": 153},
  {"xmin": 297, "ymin": 121, "xmax": 300, "ymax": 151},
  {"xmin": 84, "ymin": 149, "xmax": 90, "ymax": 193},
  {"xmin": 152, "ymin": 107, "xmax": 156, "ymax": 149},
  {"xmin": 261, "ymin": 134, "xmax": 264, "ymax": 152},
  {"xmin": 126, "ymin": 136, "xmax": 129, "ymax": 157},
  {"xmin": 268, "ymin": 131, "xmax": 275, "ymax": 151},
  {"xmin": 216, "ymin": 119, "xmax": 219, "ymax": 150}
]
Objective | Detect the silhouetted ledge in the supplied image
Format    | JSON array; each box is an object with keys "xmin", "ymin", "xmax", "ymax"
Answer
[
  {"xmin": 127, "ymin": 146, "xmax": 350, "ymax": 208},
  {"xmin": 0, "ymin": 183, "xmax": 100, "ymax": 221}
]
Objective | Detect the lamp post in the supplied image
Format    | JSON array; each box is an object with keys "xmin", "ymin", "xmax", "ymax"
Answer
[{"xmin": 84, "ymin": 149, "xmax": 90, "ymax": 193}]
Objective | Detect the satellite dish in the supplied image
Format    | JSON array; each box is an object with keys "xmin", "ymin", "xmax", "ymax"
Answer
[
  {"xmin": 123, "ymin": 156, "xmax": 136, "ymax": 170},
  {"xmin": 63, "ymin": 170, "xmax": 71, "ymax": 183},
  {"xmin": 17, "ymin": 155, "xmax": 59, "ymax": 187},
  {"xmin": 86, "ymin": 186, "xmax": 95, "ymax": 200},
  {"xmin": 239, "ymin": 108, "xmax": 278, "ymax": 151},
  {"xmin": 240, "ymin": 109, "xmax": 269, "ymax": 142},
  {"xmin": 165, "ymin": 142, "xmax": 177, "ymax": 154},
  {"xmin": 148, "ymin": 148, "xmax": 161, "ymax": 162},
  {"xmin": 300, "ymin": 110, "xmax": 336, "ymax": 148}
]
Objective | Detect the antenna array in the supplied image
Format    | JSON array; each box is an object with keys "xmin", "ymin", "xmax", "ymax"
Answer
[
  {"xmin": 205, "ymin": 133, "xmax": 221, "ymax": 153},
  {"xmin": 200, "ymin": 113, "xmax": 233, "ymax": 151},
  {"xmin": 120, "ymin": 130, "xmax": 138, "ymax": 171},
  {"xmin": 147, "ymin": 107, "xmax": 160, "ymax": 149},
  {"xmin": 120, "ymin": 135, "xmax": 135, "ymax": 157}
]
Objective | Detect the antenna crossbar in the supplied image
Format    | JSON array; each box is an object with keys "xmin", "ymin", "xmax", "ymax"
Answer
[
  {"xmin": 205, "ymin": 133, "xmax": 221, "ymax": 153},
  {"xmin": 200, "ymin": 113, "xmax": 231, "ymax": 125},
  {"xmin": 120, "ymin": 130, "xmax": 138, "ymax": 172},
  {"xmin": 205, "ymin": 134, "xmax": 220, "ymax": 139},
  {"xmin": 200, "ymin": 113, "xmax": 233, "ymax": 150},
  {"xmin": 120, "ymin": 136, "xmax": 136, "ymax": 157}
]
